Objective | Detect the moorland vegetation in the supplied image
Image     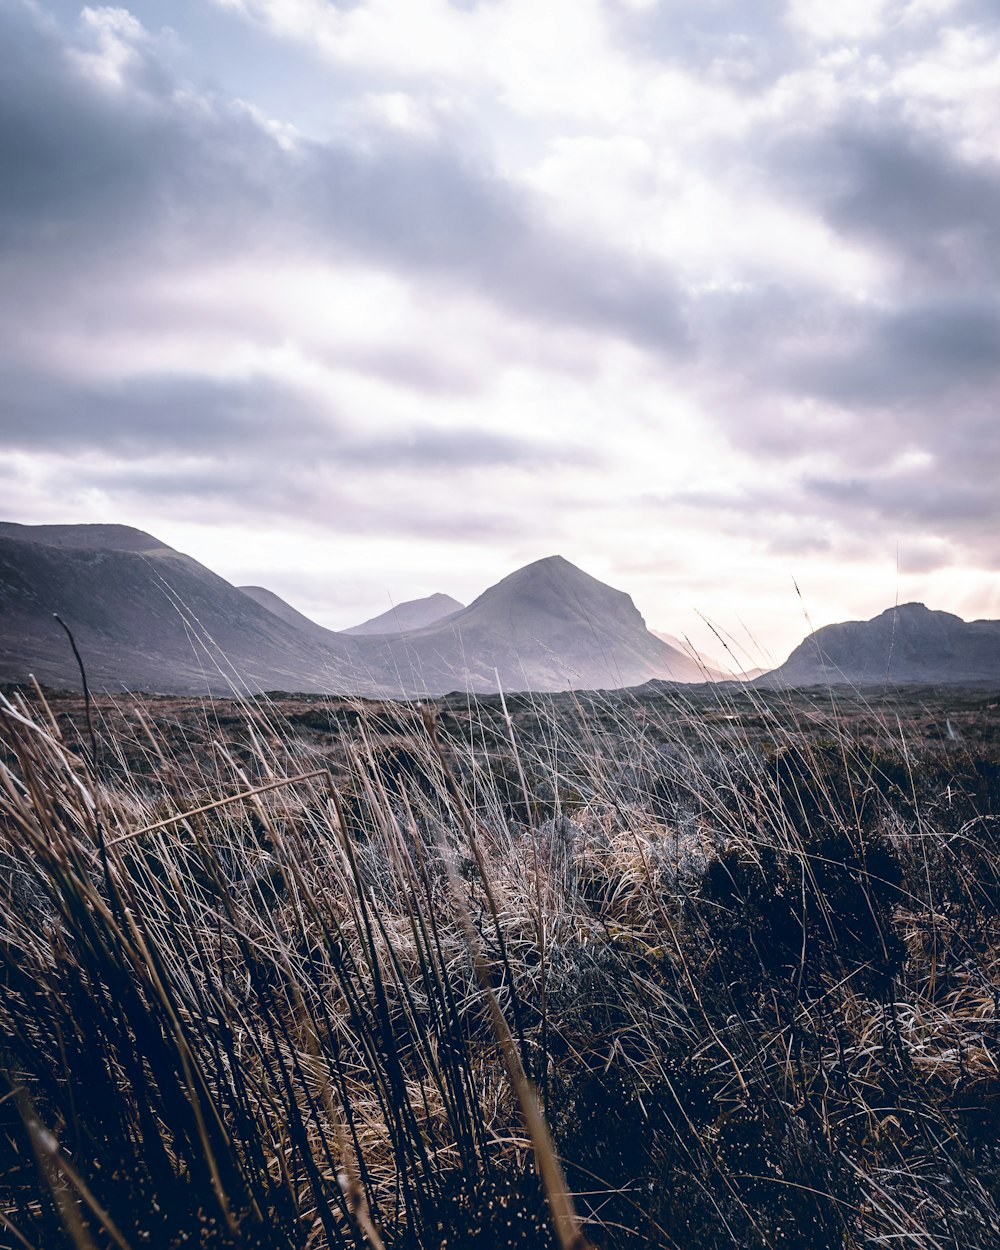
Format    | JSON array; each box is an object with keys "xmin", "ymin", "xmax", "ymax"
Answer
[{"xmin": 2, "ymin": 681, "xmax": 1000, "ymax": 1248}]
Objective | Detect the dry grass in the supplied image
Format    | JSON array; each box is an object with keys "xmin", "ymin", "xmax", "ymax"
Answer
[{"xmin": 1, "ymin": 681, "xmax": 1000, "ymax": 1247}]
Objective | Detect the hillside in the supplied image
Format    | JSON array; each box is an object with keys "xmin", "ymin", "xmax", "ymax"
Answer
[
  {"xmin": 0, "ymin": 522, "xmax": 175, "ymax": 554},
  {"xmin": 238, "ymin": 585, "xmax": 347, "ymax": 643},
  {"xmin": 0, "ymin": 526, "xmax": 368, "ymax": 695},
  {"xmin": 761, "ymin": 602, "xmax": 1000, "ymax": 686}
]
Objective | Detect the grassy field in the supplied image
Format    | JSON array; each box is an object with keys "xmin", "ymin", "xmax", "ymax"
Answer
[{"xmin": 2, "ymin": 680, "xmax": 1000, "ymax": 1248}]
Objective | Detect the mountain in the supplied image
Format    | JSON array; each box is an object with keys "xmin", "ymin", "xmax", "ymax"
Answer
[
  {"xmin": 0, "ymin": 526, "xmax": 710, "ymax": 696},
  {"xmin": 760, "ymin": 603, "xmax": 1000, "ymax": 687},
  {"xmin": 343, "ymin": 593, "xmax": 464, "ymax": 635},
  {"xmin": 238, "ymin": 585, "xmax": 344, "ymax": 641},
  {"xmin": 240, "ymin": 585, "xmax": 463, "ymax": 639},
  {"xmin": 0, "ymin": 524, "xmax": 370, "ymax": 695},
  {"xmin": 651, "ymin": 631, "xmax": 768, "ymax": 681},
  {"xmin": 651, "ymin": 630, "xmax": 728, "ymax": 679},
  {"xmin": 358, "ymin": 555, "xmax": 709, "ymax": 692}
]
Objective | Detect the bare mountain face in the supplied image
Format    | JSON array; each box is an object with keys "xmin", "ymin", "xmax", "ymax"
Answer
[
  {"xmin": 0, "ymin": 524, "xmax": 369, "ymax": 695},
  {"xmin": 760, "ymin": 603, "xmax": 1000, "ymax": 687},
  {"xmin": 0, "ymin": 526, "xmax": 704, "ymax": 695},
  {"xmin": 343, "ymin": 593, "xmax": 464, "ymax": 635},
  {"xmin": 357, "ymin": 556, "xmax": 710, "ymax": 692}
]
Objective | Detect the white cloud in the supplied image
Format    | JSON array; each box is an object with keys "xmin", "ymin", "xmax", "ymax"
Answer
[
  {"xmin": 891, "ymin": 26, "xmax": 1000, "ymax": 158},
  {"xmin": 68, "ymin": 5, "xmax": 151, "ymax": 87},
  {"xmin": 787, "ymin": 0, "xmax": 892, "ymax": 43}
]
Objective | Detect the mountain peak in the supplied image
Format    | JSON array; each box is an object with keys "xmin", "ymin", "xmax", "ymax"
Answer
[
  {"xmin": 484, "ymin": 554, "xmax": 575, "ymax": 584},
  {"xmin": 462, "ymin": 554, "xmax": 650, "ymax": 640},
  {"xmin": 875, "ymin": 602, "xmax": 967, "ymax": 629},
  {"xmin": 880, "ymin": 601, "xmax": 930, "ymax": 617},
  {"xmin": 761, "ymin": 602, "xmax": 1000, "ymax": 687},
  {"xmin": 477, "ymin": 554, "xmax": 610, "ymax": 598},
  {"xmin": 344, "ymin": 592, "xmax": 464, "ymax": 636}
]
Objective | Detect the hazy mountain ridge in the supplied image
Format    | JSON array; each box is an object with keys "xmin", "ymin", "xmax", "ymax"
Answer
[
  {"xmin": 238, "ymin": 585, "xmax": 347, "ymax": 643},
  {"xmin": 352, "ymin": 555, "xmax": 710, "ymax": 692},
  {"xmin": 760, "ymin": 602, "xmax": 1000, "ymax": 687},
  {"xmin": 0, "ymin": 525, "xmax": 707, "ymax": 695},
  {"xmin": 6, "ymin": 524, "xmax": 995, "ymax": 695},
  {"xmin": 343, "ymin": 593, "xmax": 465, "ymax": 635}
]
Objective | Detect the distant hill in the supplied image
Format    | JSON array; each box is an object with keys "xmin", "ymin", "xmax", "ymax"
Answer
[
  {"xmin": 344, "ymin": 593, "xmax": 464, "ymax": 635},
  {"xmin": 239, "ymin": 584, "xmax": 316, "ymax": 630},
  {"xmin": 651, "ymin": 631, "xmax": 768, "ymax": 681},
  {"xmin": 238, "ymin": 585, "xmax": 345, "ymax": 642},
  {"xmin": 0, "ymin": 526, "xmax": 708, "ymax": 696},
  {"xmin": 362, "ymin": 555, "xmax": 709, "ymax": 692},
  {"xmin": 240, "ymin": 585, "xmax": 463, "ymax": 639},
  {"xmin": 651, "ymin": 630, "xmax": 731, "ymax": 679},
  {"xmin": 760, "ymin": 603, "xmax": 1000, "ymax": 687}
]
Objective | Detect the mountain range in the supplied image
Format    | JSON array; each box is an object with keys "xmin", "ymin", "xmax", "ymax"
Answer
[
  {"xmin": 2, "ymin": 522, "xmax": 997, "ymax": 695},
  {"xmin": 0, "ymin": 523, "xmax": 713, "ymax": 695}
]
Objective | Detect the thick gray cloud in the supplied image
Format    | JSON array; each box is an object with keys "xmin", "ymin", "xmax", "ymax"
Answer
[
  {"xmin": 338, "ymin": 427, "xmax": 591, "ymax": 470},
  {"xmin": 67, "ymin": 457, "xmax": 536, "ymax": 542},
  {"xmin": 0, "ymin": 370, "xmax": 325, "ymax": 453},
  {"xmin": 0, "ymin": 3, "xmax": 688, "ymax": 355},
  {"xmin": 772, "ymin": 118, "xmax": 1000, "ymax": 284},
  {"xmin": 0, "ymin": 11, "xmax": 253, "ymax": 253},
  {"xmin": 293, "ymin": 139, "xmax": 689, "ymax": 350},
  {"xmin": 674, "ymin": 92, "xmax": 1000, "ymax": 541},
  {"xmin": 801, "ymin": 466, "xmax": 1000, "ymax": 576},
  {"xmin": 806, "ymin": 474, "xmax": 997, "ymax": 527},
  {"xmin": 0, "ymin": 365, "xmax": 570, "ymax": 472},
  {"xmin": 783, "ymin": 299, "xmax": 1000, "ymax": 407},
  {"xmin": 666, "ymin": 11, "xmax": 1000, "ymax": 548},
  {"xmin": 691, "ymin": 284, "xmax": 1000, "ymax": 548}
]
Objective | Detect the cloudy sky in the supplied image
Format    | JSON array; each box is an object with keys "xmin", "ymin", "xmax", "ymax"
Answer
[{"xmin": 2, "ymin": 0, "xmax": 999, "ymax": 663}]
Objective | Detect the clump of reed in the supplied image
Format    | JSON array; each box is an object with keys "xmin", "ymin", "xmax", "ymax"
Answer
[{"xmin": 1, "ymin": 680, "xmax": 1000, "ymax": 1249}]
